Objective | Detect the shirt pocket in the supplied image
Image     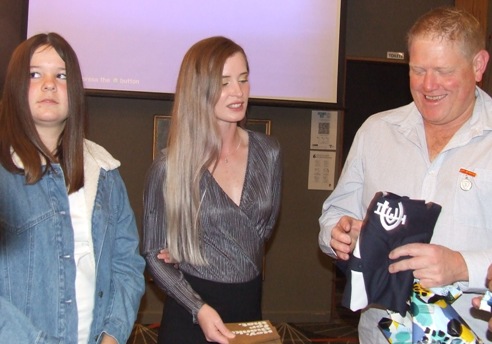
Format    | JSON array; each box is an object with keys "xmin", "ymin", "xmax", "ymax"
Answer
[
  {"xmin": 0, "ymin": 195, "xmax": 56, "ymax": 235},
  {"xmin": 453, "ymin": 168, "xmax": 492, "ymax": 229}
]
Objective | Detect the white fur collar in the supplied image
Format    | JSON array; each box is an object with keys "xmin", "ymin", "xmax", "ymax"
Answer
[
  {"xmin": 11, "ymin": 140, "xmax": 121, "ymax": 223},
  {"xmin": 83, "ymin": 140, "xmax": 120, "ymax": 219}
]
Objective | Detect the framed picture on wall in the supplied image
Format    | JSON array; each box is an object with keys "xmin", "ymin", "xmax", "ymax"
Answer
[
  {"xmin": 244, "ymin": 118, "xmax": 271, "ymax": 136},
  {"xmin": 153, "ymin": 115, "xmax": 271, "ymax": 158}
]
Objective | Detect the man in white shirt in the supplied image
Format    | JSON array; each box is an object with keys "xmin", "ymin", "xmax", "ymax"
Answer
[{"xmin": 319, "ymin": 6, "xmax": 492, "ymax": 343}]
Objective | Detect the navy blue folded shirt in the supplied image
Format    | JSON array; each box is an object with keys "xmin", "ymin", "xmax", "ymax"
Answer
[{"xmin": 342, "ymin": 192, "xmax": 442, "ymax": 315}]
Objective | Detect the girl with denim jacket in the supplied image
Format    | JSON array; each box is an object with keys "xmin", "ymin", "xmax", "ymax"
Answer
[{"xmin": 0, "ymin": 32, "xmax": 145, "ymax": 344}]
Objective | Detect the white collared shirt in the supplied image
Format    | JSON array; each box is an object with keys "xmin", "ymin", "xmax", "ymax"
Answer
[{"xmin": 319, "ymin": 87, "xmax": 492, "ymax": 341}]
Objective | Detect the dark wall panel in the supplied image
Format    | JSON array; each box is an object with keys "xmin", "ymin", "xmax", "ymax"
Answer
[
  {"xmin": 343, "ymin": 60, "xmax": 413, "ymax": 161},
  {"xmin": 0, "ymin": 0, "xmax": 27, "ymax": 95},
  {"xmin": 345, "ymin": 0, "xmax": 454, "ymax": 60}
]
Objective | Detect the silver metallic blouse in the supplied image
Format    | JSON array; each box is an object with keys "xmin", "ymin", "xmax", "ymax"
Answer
[{"xmin": 142, "ymin": 130, "xmax": 282, "ymax": 319}]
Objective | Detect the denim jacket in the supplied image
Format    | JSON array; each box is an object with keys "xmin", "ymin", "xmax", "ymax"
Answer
[{"xmin": 0, "ymin": 140, "xmax": 145, "ymax": 344}]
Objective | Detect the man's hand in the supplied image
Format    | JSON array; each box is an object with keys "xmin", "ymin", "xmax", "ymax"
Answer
[
  {"xmin": 197, "ymin": 304, "xmax": 236, "ymax": 344},
  {"xmin": 330, "ymin": 216, "xmax": 362, "ymax": 260},
  {"xmin": 388, "ymin": 243, "xmax": 468, "ymax": 288}
]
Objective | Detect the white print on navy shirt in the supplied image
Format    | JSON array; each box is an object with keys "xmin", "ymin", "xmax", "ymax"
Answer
[{"xmin": 374, "ymin": 200, "xmax": 407, "ymax": 231}]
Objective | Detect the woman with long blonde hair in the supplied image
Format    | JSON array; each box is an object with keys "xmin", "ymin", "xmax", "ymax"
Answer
[{"xmin": 143, "ymin": 36, "xmax": 282, "ymax": 344}]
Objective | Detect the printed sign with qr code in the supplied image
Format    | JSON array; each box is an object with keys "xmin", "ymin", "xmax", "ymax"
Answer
[{"xmin": 310, "ymin": 110, "xmax": 337, "ymax": 150}]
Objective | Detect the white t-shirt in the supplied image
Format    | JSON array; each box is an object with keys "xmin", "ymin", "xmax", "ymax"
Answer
[{"xmin": 69, "ymin": 188, "xmax": 96, "ymax": 344}]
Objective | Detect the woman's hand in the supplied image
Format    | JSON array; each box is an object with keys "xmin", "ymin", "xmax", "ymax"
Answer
[
  {"xmin": 157, "ymin": 248, "xmax": 179, "ymax": 268},
  {"xmin": 197, "ymin": 304, "xmax": 235, "ymax": 344},
  {"xmin": 100, "ymin": 334, "xmax": 118, "ymax": 344},
  {"xmin": 471, "ymin": 264, "xmax": 492, "ymax": 331},
  {"xmin": 157, "ymin": 249, "xmax": 175, "ymax": 263}
]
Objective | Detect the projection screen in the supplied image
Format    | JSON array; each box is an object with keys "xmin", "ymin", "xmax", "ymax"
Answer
[{"xmin": 27, "ymin": 1, "xmax": 342, "ymax": 105}]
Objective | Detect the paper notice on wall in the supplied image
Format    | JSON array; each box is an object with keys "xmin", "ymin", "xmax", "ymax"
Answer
[
  {"xmin": 308, "ymin": 151, "xmax": 336, "ymax": 190},
  {"xmin": 310, "ymin": 110, "xmax": 337, "ymax": 150}
]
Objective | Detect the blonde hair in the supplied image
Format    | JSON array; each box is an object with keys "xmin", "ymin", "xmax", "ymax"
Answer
[
  {"xmin": 407, "ymin": 6, "xmax": 485, "ymax": 60},
  {"xmin": 165, "ymin": 36, "xmax": 248, "ymax": 265}
]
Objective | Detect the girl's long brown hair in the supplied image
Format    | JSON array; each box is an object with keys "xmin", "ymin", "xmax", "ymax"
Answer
[{"xmin": 0, "ymin": 32, "xmax": 87, "ymax": 193}]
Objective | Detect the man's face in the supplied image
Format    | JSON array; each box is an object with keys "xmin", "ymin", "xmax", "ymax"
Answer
[{"xmin": 409, "ymin": 36, "xmax": 482, "ymax": 128}]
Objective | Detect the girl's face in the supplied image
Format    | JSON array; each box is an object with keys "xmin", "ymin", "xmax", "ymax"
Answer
[
  {"xmin": 28, "ymin": 45, "xmax": 69, "ymax": 138},
  {"xmin": 214, "ymin": 52, "xmax": 250, "ymax": 125}
]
